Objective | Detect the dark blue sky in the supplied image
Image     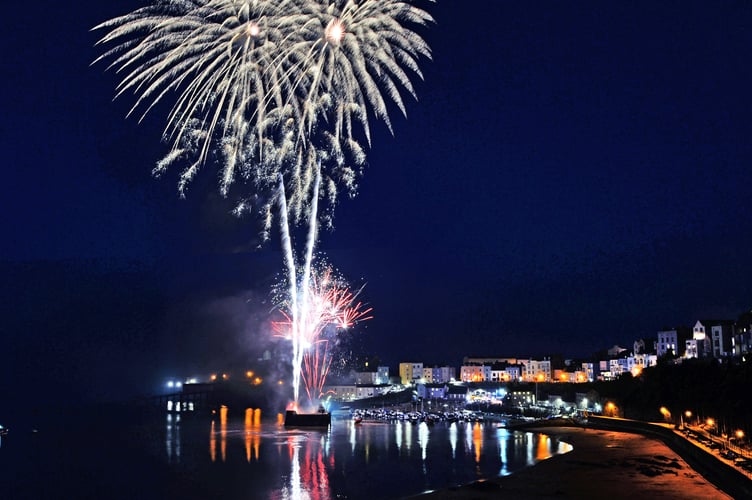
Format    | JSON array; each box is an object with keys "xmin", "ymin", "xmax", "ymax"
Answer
[{"xmin": 2, "ymin": 1, "xmax": 751, "ymax": 402}]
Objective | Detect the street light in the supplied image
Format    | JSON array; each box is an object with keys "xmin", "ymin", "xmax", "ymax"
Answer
[
  {"xmin": 606, "ymin": 402, "xmax": 616, "ymax": 417},
  {"xmin": 706, "ymin": 418, "xmax": 716, "ymax": 437},
  {"xmin": 659, "ymin": 406, "xmax": 671, "ymax": 423},
  {"xmin": 681, "ymin": 410, "xmax": 692, "ymax": 429},
  {"xmin": 735, "ymin": 429, "xmax": 745, "ymax": 449}
]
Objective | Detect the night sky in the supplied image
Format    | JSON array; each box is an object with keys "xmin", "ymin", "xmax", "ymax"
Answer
[{"xmin": 2, "ymin": 1, "xmax": 751, "ymax": 405}]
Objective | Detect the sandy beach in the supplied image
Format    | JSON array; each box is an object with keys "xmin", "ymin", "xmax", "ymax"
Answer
[{"xmin": 416, "ymin": 426, "xmax": 733, "ymax": 499}]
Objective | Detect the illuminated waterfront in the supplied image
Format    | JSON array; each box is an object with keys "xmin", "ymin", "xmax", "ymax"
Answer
[
  {"xmin": 163, "ymin": 411, "xmax": 571, "ymax": 499},
  {"xmin": 1, "ymin": 407, "xmax": 571, "ymax": 499}
]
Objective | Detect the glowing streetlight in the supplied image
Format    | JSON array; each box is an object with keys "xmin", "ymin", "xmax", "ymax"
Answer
[
  {"xmin": 659, "ymin": 406, "xmax": 671, "ymax": 423},
  {"xmin": 681, "ymin": 410, "xmax": 693, "ymax": 428},
  {"xmin": 606, "ymin": 402, "xmax": 616, "ymax": 417},
  {"xmin": 736, "ymin": 429, "xmax": 744, "ymax": 440}
]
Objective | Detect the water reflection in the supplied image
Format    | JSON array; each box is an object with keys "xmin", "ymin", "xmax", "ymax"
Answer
[
  {"xmin": 278, "ymin": 431, "xmax": 333, "ymax": 500},
  {"xmin": 472, "ymin": 422, "xmax": 483, "ymax": 463},
  {"xmin": 244, "ymin": 408, "xmax": 261, "ymax": 462},
  {"xmin": 536, "ymin": 433, "xmax": 550, "ymax": 461},
  {"xmin": 165, "ymin": 413, "xmax": 181, "ymax": 463},
  {"xmin": 209, "ymin": 405, "xmax": 229, "ymax": 463},
  {"xmin": 395, "ymin": 420, "xmax": 403, "ymax": 450},
  {"xmin": 449, "ymin": 422, "xmax": 457, "ymax": 458},
  {"xmin": 193, "ymin": 417, "xmax": 570, "ymax": 499},
  {"xmin": 418, "ymin": 422, "xmax": 429, "ymax": 461},
  {"xmin": 496, "ymin": 428, "xmax": 509, "ymax": 476}
]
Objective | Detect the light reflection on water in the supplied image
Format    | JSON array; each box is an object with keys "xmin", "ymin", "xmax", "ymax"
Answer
[{"xmin": 164, "ymin": 414, "xmax": 572, "ymax": 499}]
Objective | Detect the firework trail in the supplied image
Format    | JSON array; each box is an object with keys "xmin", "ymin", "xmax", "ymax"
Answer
[
  {"xmin": 273, "ymin": 266, "xmax": 372, "ymax": 405},
  {"xmin": 95, "ymin": 0, "xmax": 432, "ymax": 405}
]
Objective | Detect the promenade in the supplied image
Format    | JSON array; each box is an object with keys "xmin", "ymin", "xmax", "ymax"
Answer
[{"xmin": 416, "ymin": 419, "xmax": 752, "ymax": 499}]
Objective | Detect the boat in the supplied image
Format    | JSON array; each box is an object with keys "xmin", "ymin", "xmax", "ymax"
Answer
[{"xmin": 284, "ymin": 410, "xmax": 331, "ymax": 428}]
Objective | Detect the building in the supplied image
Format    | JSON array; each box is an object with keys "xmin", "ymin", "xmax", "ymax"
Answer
[
  {"xmin": 733, "ymin": 311, "xmax": 752, "ymax": 357},
  {"xmin": 504, "ymin": 390, "xmax": 534, "ymax": 407},
  {"xmin": 460, "ymin": 364, "xmax": 490, "ymax": 382},
  {"xmin": 417, "ymin": 382, "xmax": 448, "ymax": 400},
  {"xmin": 710, "ymin": 321, "xmax": 735, "ymax": 358},
  {"xmin": 399, "ymin": 362, "xmax": 423, "ymax": 385},
  {"xmin": 463, "ymin": 356, "xmax": 521, "ymax": 365},
  {"xmin": 633, "ymin": 353, "xmax": 657, "ymax": 373},
  {"xmin": 521, "ymin": 358, "xmax": 551, "ymax": 382},
  {"xmin": 355, "ymin": 371, "xmax": 378, "ymax": 385},
  {"xmin": 422, "ymin": 365, "xmax": 456, "ymax": 383},
  {"xmin": 581, "ymin": 362, "xmax": 596, "ymax": 382},
  {"xmin": 489, "ymin": 362, "xmax": 522, "ymax": 382},
  {"xmin": 657, "ymin": 327, "xmax": 690, "ymax": 357},
  {"xmin": 326, "ymin": 384, "xmax": 357, "ymax": 401},
  {"xmin": 446, "ymin": 384, "xmax": 468, "ymax": 403}
]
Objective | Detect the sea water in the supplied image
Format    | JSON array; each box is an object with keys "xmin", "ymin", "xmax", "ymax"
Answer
[{"xmin": 0, "ymin": 406, "xmax": 572, "ymax": 499}]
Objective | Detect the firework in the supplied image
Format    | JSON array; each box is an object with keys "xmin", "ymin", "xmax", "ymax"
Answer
[
  {"xmin": 273, "ymin": 265, "xmax": 372, "ymax": 405},
  {"xmin": 94, "ymin": 0, "xmax": 431, "ymax": 406},
  {"xmin": 94, "ymin": 0, "xmax": 433, "ymax": 233}
]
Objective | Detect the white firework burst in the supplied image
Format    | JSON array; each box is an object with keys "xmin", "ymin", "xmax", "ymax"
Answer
[{"xmin": 94, "ymin": 0, "xmax": 433, "ymax": 232}]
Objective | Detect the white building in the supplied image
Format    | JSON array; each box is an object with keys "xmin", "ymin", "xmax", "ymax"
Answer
[
  {"xmin": 521, "ymin": 358, "xmax": 551, "ymax": 382},
  {"xmin": 657, "ymin": 328, "xmax": 682, "ymax": 357}
]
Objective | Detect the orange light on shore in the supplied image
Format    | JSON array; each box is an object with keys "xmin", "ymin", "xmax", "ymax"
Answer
[
  {"xmin": 706, "ymin": 418, "xmax": 715, "ymax": 427},
  {"xmin": 606, "ymin": 402, "xmax": 617, "ymax": 417},
  {"xmin": 736, "ymin": 430, "xmax": 744, "ymax": 439}
]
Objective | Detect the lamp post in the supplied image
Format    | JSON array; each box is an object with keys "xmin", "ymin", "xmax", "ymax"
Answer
[
  {"xmin": 680, "ymin": 410, "xmax": 692, "ymax": 429},
  {"xmin": 535, "ymin": 373, "xmax": 544, "ymax": 404},
  {"xmin": 734, "ymin": 429, "xmax": 745, "ymax": 452}
]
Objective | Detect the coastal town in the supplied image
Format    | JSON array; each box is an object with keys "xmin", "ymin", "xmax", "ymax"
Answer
[
  {"xmin": 153, "ymin": 311, "xmax": 752, "ymax": 498},
  {"xmin": 321, "ymin": 312, "xmax": 752, "ymax": 405}
]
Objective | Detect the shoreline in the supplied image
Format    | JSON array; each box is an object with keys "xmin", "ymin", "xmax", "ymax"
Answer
[{"xmin": 414, "ymin": 426, "xmax": 734, "ymax": 499}]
